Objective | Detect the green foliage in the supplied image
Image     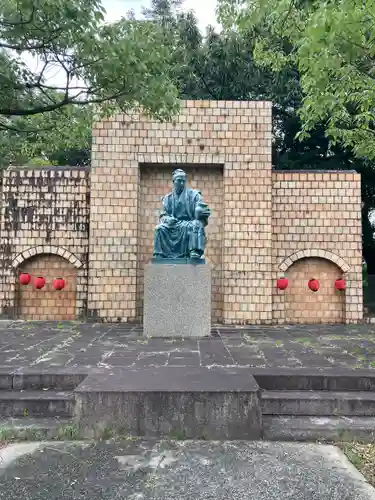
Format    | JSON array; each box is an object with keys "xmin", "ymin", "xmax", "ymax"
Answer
[
  {"xmin": 151, "ymin": 0, "xmax": 375, "ymax": 271},
  {"xmin": 0, "ymin": 0, "xmax": 181, "ymax": 166},
  {"xmin": 217, "ymin": 0, "xmax": 375, "ymax": 160},
  {"xmin": 0, "ymin": 103, "xmax": 92, "ymax": 166},
  {"xmin": 0, "ymin": 0, "xmax": 179, "ymax": 126}
]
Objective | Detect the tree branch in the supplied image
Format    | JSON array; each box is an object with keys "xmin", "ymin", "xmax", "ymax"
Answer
[
  {"xmin": 0, "ymin": 90, "xmax": 125, "ymax": 116},
  {"xmin": 0, "ymin": 120, "xmax": 53, "ymax": 133},
  {"xmin": 0, "ymin": 6, "xmax": 35, "ymax": 27}
]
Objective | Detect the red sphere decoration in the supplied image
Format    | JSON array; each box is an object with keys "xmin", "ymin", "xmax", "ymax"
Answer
[
  {"xmin": 34, "ymin": 276, "xmax": 46, "ymax": 289},
  {"xmin": 53, "ymin": 278, "xmax": 65, "ymax": 291},
  {"xmin": 335, "ymin": 278, "xmax": 346, "ymax": 291},
  {"xmin": 19, "ymin": 273, "xmax": 31, "ymax": 286},
  {"xmin": 277, "ymin": 277, "xmax": 289, "ymax": 290},
  {"xmin": 308, "ymin": 279, "xmax": 319, "ymax": 292}
]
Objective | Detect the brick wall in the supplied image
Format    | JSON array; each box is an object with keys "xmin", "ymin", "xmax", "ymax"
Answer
[
  {"xmin": 0, "ymin": 102, "xmax": 364, "ymax": 325},
  {"xmin": 89, "ymin": 100, "xmax": 273, "ymax": 324},
  {"xmin": 0, "ymin": 167, "xmax": 89, "ymax": 319},
  {"xmin": 138, "ymin": 164, "xmax": 223, "ymax": 322},
  {"xmin": 272, "ymin": 171, "xmax": 362, "ymax": 323}
]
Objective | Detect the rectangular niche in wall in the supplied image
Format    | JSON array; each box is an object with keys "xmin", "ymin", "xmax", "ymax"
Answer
[{"xmin": 137, "ymin": 163, "xmax": 224, "ymax": 322}]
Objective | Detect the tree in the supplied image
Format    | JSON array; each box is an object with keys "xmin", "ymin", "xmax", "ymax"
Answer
[
  {"xmin": 0, "ymin": 0, "xmax": 179, "ymax": 134},
  {"xmin": 217, "ymin": 0, "xmax": 375, "ymax": 160},
  {"xmin": 149, "ymin": 0, "xmax": 375, "ymax": 272},
  {"xmin": 0, "ymin": 101, "xmax": 92, "ymax": 167}
]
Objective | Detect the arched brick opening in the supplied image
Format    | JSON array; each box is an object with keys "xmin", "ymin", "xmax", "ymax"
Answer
[
  {"xmin": 16, "ymin": 254, "xmax": 78, "ymax": 320},
  {"xmin": 12, "ymin": 246, "xmax": 83, "ymax": 270},
  {"xmin": 285, "ymin": 257, "xmax": 345, "ymax": 324}
]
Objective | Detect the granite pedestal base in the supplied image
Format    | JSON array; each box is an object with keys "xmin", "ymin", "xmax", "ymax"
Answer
[{"xmin": 143, "ymin": 263, "xmax": 211, "ymax": 338}]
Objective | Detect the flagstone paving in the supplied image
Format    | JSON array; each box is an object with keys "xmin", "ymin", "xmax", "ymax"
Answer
[{"xmin": 0, "ymin": 321, "xmax": 374, "ymax": 371}]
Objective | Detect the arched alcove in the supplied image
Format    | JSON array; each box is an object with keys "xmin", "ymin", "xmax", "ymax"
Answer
[
  {"xmin": 16, "ymin": 253, "xmax": 78, "ymax": 320},
  {"xmin": 285, "ymin": 257, "xmax": 345, "ymax": 324}
]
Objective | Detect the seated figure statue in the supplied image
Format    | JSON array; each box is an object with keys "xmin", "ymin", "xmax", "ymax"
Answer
[{"xmin": 153, "ymin": 169, "xmax": 211, "ymax": 260}]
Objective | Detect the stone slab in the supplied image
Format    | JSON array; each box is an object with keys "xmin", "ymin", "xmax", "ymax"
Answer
[
  {"xmin": 143, "ymin": 263, "xmax": 211, "ymax": 337},
  {"xmin": 1, "ymin": 440, "xmax": 375, "ymax": 500},
  {"xmin": 260, "ymin": 389, "xmax": 375, "ymax": 416},
  {"xmin": 151, "ymin": 257, "xmax": 206, "ymax": 264},
  {"xmin": 263, "ymin": 415, "xmax": 375, "ymax": 443},
  {"xmin": 74, "ymin": 366, "xmax": 261, "ymax": 439}
]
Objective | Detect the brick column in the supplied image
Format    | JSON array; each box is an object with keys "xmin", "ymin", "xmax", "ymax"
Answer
[
  {"xmin": 222, "ymin": 102, "xmax": 273, "ymax": 324},
  {"xmin": 88, "ymin": 120, "xmax": 139, "ymax": 321}
]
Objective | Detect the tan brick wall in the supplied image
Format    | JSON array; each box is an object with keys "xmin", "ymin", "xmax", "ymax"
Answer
[
  {"xmin": 0, "ymin": 167, "xmax": 89, "ymax": 319},
  {"xmin": 285, "ymin": 257, "xmax": 344, "ymax": 323},
  {"xmin": 272, "ymin": 171, "xmax": 362, "ymax": 323},
  {"xmin": 0, "ymin": 103, "xmax": 363, "ymax": 325},
  {"xmin": 89, "ymin": 100, "xmax": 273, "ymax": 324},
  {"xmin": 138, "ymin": 164, "xmax": 223, "ymax": 322},
  {"xmin": 16, "ymin": 254, "xmax": 77, "ymax": 320}
]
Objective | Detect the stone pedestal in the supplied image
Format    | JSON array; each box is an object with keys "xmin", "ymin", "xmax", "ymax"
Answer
[{"xmin": 143, "ymin": 263, "xmax": 211, "ymax": 337}]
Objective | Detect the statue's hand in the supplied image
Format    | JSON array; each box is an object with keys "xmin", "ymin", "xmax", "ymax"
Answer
[
  {"xmin": 196, "ymin": 208, "xmax": 211, "ymax": 220},
  {"xmin": 162, "ymin": 215, "xmax": 177, "ymax": 226}
]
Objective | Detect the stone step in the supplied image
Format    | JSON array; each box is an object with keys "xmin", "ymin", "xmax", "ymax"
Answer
[
  {"xmin": 261, "ymin": 390, "xmax": 375, "ymax": 416},
  {"xmin": 12, "ymin": 371, "xmax": 87, "ymax": 391},
  {"xmin": 253, "ymin": 370, "xmax": 375, "ymax": 392},
  {"xmin": 0, "ymin": 370, "xmax": 87, "ymax": 391},
  {"xmin": 263, "ymin": 415, "xmax": 375, "ymax": 443},
  {"xmin": 74, "ymin": 366, "xmax": 262, "ymax": 440},
  {"xmin": 0, "ymin": 391, "xmax": 74, "ymax": 418},
  {"xmin": 0, "ymin": 417, "xmax": 77, "ymax": 441}
]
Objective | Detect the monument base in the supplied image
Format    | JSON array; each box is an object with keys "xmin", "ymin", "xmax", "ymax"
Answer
[{"xmin": 143, "ymin": 263, "xmax": 211, "ymax": 337}]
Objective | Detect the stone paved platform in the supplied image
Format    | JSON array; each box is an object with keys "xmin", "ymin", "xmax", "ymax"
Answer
[{"xmin": 0, "ymin": 321, "xmax": 375, "ymax": 371}]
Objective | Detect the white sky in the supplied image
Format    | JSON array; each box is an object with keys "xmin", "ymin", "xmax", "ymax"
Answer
[
  {"xmin": 22, "ymin": 0, "xmax": 218, "ymax": 86},
  {"xmin": 104, "ymin": 0, "xmax": 219, "ymax": 30}
]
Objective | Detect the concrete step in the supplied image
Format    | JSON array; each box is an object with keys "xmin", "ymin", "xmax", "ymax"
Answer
[
  {"xmin": 0, "ymin": 370, "xmax": 87, "ymax": 391},
  {"xmin": 263, "ymin": 415, "xmax": 375, "ymax": 443},
  {"xmin": 253, "ymin": 370, "xmax": 375, "ymax": 392},
  {"xmin": 12, "ymin": 371, "xmax": 87, "ymax": 391},
  {"xmin": 0, "ymin": 417, "xmax": 77, "ymax": 441},
  {"xmin": 261, "ymin": 390, "xmax": 375, "ymax": 416},
  {"xmin": 74, "ymin": 366, "xmax": 262, "ymax": 440},
  {"xmin": 0, "ymin": 391, "xmax": 74, "ymax": 418}
]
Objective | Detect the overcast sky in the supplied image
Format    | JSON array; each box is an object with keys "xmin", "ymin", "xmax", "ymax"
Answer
[
  {"xmin": 22, "ymin": 0, "xmax": 218, "ymax": 86},
  {"xmin": 103, "ymin": 0, "xmax": 219, "ymax": 30}
]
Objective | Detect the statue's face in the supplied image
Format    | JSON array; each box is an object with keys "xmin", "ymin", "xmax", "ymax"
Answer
[{"xmin": 173, "ymin": 175, "xmax": 186, "ymax": 194}]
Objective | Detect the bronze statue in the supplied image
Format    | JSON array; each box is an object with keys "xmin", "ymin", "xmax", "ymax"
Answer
[{"xmin": 153, "ymin": 169, "xmax": 211, "ymax": 261}]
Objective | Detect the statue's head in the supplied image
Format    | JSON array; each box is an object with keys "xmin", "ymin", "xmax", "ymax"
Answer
[{"xmin": 172, "ymin": 169, "xmax": 187, "ymax": 194}]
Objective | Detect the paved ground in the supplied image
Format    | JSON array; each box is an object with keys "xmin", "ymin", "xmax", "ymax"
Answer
[
  {"xmin": 0, "ymin": 440, "xmax": 374, "ymax": 500},
  {"xmin": 0, "ymin": 321, "xmax": 375, "ymax": 371}
]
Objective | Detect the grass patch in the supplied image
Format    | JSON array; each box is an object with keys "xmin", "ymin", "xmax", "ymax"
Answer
[
  {"xmin": 341, "ymin": 442, "xmax": 375, "ymax": 487},
  {"xmin": 0, "ymin": 423, "xmax": 84, "ymax": 443},
  {"xmin": 295, "ymin": 337, "xmax": 313, "ymax": 345},
  {"xmin": 169, "ymin": 429, "xmax": 188, "ymax": 440}
]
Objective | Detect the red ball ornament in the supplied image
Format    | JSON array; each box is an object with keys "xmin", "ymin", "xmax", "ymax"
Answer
[
  {"xmin": 335, "ymin": 278, "xmax": 346, "ymax": 291},
  {"xmin": 34, "ymin": 276, "xmax": 46, "ymax": 289},
  {"xmin": 308, "ymin": 279, "xmax": 319, "ymax": 292},
  {"xmin": 19, "ymin": 273, "xmax": 31, "ymax": 285},
  {"xmin": 277, "ymin": 277, "xmax": 289, "ymax": 290},
  {"xmin": 53, "ymin": 278, "xmax": 65, "ymax": 290}
]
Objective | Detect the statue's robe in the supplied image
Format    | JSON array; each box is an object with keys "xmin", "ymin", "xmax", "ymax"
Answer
[{"xmin": 153, "ymin": 187, "xmax": 206, "ymax": 259}]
